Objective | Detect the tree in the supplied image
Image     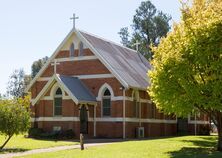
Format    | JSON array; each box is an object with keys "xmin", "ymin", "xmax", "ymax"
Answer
[
  {"xmin": 7, "ymin": 69, "xmax": 26, "ymax": 98},
  {"xmin": 149, "ymin": 0, "xmax": 222, "ymax": 151},
  {"xmin": 24, "ymin": 74, "xmax": 32, "ymax": 89},
  {"xmin": 119, "ymin": 1, "xmax": 171, "ymax": 59},
  {"xmin": 0, "ymin": 96, "xmax": 31, "ymax": 149},
  {"xmin": 31, "ymin": 56, "xmax": 48, "ymax": 78},
  {"xmin": 118, "ymin": 27, "xmax": 131, "ymax": 47}
]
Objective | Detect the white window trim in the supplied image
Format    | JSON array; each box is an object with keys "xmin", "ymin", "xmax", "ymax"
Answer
[
  {"xmin": 98, "ymin": 83, "xmax": 113, "ymax": 117},
  {"xmin": 69, "ymin": 42, "xmax": 75, "ymax": 57},
  {"xmin": 97, "ymin": 83, "xmax": 114, "ymax": 100}
]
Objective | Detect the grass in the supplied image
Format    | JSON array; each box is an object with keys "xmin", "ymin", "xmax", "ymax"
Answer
[
  {"xmin": 17, "ymin": 135, "xmax": 222, "ymax": 158},
  {"xmin": 0, "ymin": 134, "xmax": 77, "ymax": 154}
]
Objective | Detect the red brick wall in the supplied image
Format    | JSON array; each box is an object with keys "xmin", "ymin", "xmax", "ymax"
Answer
[
  {"xmin": 96, "ymin": 101, "xmax": 123, "ymax": 118},
  {"xmin": 31, "ymin": 81, "xmax": 48, "ymax": 98},
  {"xmin": 55, "ymin": 49, "xmax": 94, "ymax": 58},
  {"xmin": 81, "ymin": 78, "xmax": 122, "ymax": 97},
  {"xmin": 142, "ymin": 123, "xmax": 177, "ymax": 137},
  {"xmin": 31, "ymin": 48, "xmax": 121, "ymax": 100},
  {"xmin": 96, "ymin": 122, "xmax": 123, "ymax": 138},
  {"xmin": 42, "ymin": 59, "xmax": 110, "ymax": 77}
]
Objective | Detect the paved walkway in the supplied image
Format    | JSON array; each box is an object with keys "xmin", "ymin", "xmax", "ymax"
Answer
[{"xmin": 0, "ymin": 139, "xmax": 122, "ymax": 158}]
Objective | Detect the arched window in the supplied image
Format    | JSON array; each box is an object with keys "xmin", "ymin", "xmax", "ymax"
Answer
[
  {"xmin": 102, "ymin": 88, "xmax": 111, "ymax": 116},
  {"xmin": 54, "ymin": 88, "xmax": 62, "ymax": 116},
  {"xmin": 79, "ymin": 41, "xmax": 84, "ymax": 56},
  {"xmin": 70, "ymin": 42, "xmax": 75, "ymax": 57}
]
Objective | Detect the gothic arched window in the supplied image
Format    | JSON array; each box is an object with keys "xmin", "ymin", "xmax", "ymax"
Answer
[
  {"xmin": 70, "ymin": 42, "xmax": 75, "ymax": 57},
  {"xmin": 79, "ymin": 41, "xmax": 84, "ymax": 56},
  {"xmin": 54, "ymin": 88, "xmax": 62, "ymax": 116},
  {"xmin": 102, "ymin": 88, "xmax": 111, "ymax": 116}
]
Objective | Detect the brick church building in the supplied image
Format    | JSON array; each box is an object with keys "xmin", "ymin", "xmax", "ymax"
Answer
[{"xmin": 26, "ymin": 28, "xmax": 209, "ymax": 138}]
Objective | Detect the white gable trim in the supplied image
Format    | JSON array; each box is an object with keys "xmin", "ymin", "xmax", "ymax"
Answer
[
  {"xmin": 50, "ymin": 83, "xmax": 65, "ymax": 97},
  {"xmin": 32, "ymin": 74, "xmax": 97, "ymax": 106},
  {"xmin": 55, "ymin": 55, "xmax": 97, "ymax": 62},
  {"xmin": 26, "ymin": 28, "xmax": 130, "ymax": 93},
  {"xmin": 37, "ymin": 74, "xmax": 115, "ymax": 81},
  {"xmin": 32, "ymin": 75, "xmax": 57, "ymax": 105},
  {"xmin": 54, "ymin": 74, "xmax": 80, "ymax": 105},
  {"xmin": 25, "ymin": 29, "xmax": 74, "ymax": 93}
]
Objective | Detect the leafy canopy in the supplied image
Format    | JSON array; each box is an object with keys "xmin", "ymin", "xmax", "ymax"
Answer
[
  {"xmin": 0, "ymin": 95, "xmax": 31, "ymax": 149},
  {"xmin": 7, "ymin": 69, "xmax": 26, "ymax": 98},
  {"xmin": 119, "ymin": 0, "xmax": 171, "ymax": 59},
  {"xmin": 31, "ymin": 56, "xmax": 48, "ymax": 78},
  {"xmin": 149, "ymin": 0, "xmax": 222, "ymax": 117}
]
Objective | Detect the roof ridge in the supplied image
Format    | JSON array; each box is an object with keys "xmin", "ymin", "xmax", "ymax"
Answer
[{"xmin": 77, "ymin": 29, "xmax": 138, "ymax": 54}]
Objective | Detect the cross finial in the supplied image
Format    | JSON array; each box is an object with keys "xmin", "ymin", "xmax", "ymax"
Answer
[
  {"xmin": 52, "ymin": 59, "xmax": 60, "ymax": 74},
  {"xmin": 70, "ymin": 13, "xmax": 79, "ymax": 29},
  {"xmin": 133, "ymin": 40, "xmax": 141, "ymax": 52}
]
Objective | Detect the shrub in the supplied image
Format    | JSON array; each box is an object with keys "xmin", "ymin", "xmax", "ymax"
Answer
[{"xmin": 28, "ymin": 128, "xmax": 44, "ymax": 137}]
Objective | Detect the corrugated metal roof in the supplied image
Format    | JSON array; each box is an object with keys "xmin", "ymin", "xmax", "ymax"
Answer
[
  {"xmin": 79, "ymin": 31, "xmax": 151, "ymax": 89},
  {"xmin": 58, "ymin": 75, "xmax": 96, "ymax": 103}
]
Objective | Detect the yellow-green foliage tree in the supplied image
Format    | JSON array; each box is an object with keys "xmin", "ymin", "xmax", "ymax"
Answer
[
  {"xmin": 149, "ymin": 0, "xmax": 222, "ymax": 151},
  {"xmin": 0, "ymin": 95, "xmax": 31, "ymax": 149}
]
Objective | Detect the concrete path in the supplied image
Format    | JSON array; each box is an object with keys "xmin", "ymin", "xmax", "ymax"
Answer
[{"xmin": 0, "ymin": 140, "xmax": 121, "ymax": 158}]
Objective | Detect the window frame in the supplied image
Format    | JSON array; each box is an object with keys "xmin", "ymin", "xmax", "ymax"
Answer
[
  {"xmin": 78, "ymin": 41, "xmax": 84, "ymax": 56},
  {"xmin": 69, "ymin": 42, "xmax": 75, "ymax": 57},
  {"xmin": 53, "ymin": 88, "xmax": 63, "ymax": 116},
  {"xmin": 102, "ymin": 89, "xmax": 111, "ymax": 117}
]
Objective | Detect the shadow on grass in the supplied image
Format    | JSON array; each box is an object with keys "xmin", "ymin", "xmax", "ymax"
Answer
[
  {"xmin": 169, "ymin": 147, "xmax": 222, "ymax": 158},
  {"xmin": 0, "ymin": 148, "xmax": 29, "ymax": 154},
  {"xmin": 168, "ymin": 136, "xmax": 222, "ymax": 158}
]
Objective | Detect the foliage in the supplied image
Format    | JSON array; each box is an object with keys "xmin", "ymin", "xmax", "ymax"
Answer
[
  {"xmin": 31, "ymin": 56, "xmax": 48, "ymax": 79},
  {"xmin": 28, "ymin": 128, "xmax": 75, "ymax": 140},
  {"xmin": 118, "ymin": 27, "xmax": 131, "ymax": 47},
  {"xmin": 6, "ymin": 69, "xmax": 26, "ymax": 98},
  {"xmin": 119, "ymin": 0, "xmax": 171, "ymax": 59},
  {"xmin": 0, "ymin": 96, "xmax": 31, "ymax": 149},
  {"xmin": 149, "ymin": 0, "xmax": 222, "ymax": 150},
  {"xmin": 17, "ymin": 136, "xmax": 221, "ymax": 158},
  {"xmin": 24, "ymin": 75, "xmax": 32, "ymax": 90}
]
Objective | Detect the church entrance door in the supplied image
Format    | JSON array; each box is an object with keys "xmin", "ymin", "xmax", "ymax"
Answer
[{"xmin": 80, "ymin": 105, "xmax": 88, "ymax": 134}]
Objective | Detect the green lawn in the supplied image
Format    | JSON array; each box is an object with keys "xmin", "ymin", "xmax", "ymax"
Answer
[
  {"xmin": 18, "ymin": 135, "xmax": 222, "ymax": 158},
  {"xmin": 0, "ymin": 134, "xmax": 77, "ymax": 153}
]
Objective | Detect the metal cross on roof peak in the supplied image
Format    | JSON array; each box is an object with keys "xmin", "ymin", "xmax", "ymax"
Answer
[
  {"xmin": 133, "ymin": 40, "xmax": 141, "ymax": 52},
  {"xmin": 70, "ymin": 13, "xmax": 79, "ymax": 29}
]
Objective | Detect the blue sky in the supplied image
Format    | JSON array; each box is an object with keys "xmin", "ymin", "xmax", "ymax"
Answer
[{"xmin": 0, "ymin": 0, "xmax": 181, "ymax": 94}]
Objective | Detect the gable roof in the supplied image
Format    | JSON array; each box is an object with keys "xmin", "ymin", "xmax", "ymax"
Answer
[
  {"xmin": 26, "ymin": 28, "xmax": 151, "ymax": 92},
  {"xmin": 32, "ymin": 74, "xmax": 96, "ymax": 105},
  {"xmin": 79, "ymin": 30, "xmax": 151, "ymax": 89},
  {"xmin": 58, "ymin": 75, "xmax": 96, "ymax": 103}
]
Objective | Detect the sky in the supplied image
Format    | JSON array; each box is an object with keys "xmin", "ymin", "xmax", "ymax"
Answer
[{"xmin": 0, "ymin": 0, "xmax": 182, "ymax": 95}]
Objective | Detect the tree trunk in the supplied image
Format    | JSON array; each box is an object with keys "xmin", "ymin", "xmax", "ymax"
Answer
[
  {"xmin": 0, "ymin": 135, "xmax": 13, "ymax": 149},
  {"xmin": 218, "ymin": 127, "xmax": 222, "ymax": 151},
  {"xmin": 216, "ymin": 112, "xmax": 222, "ymax": 151}
]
